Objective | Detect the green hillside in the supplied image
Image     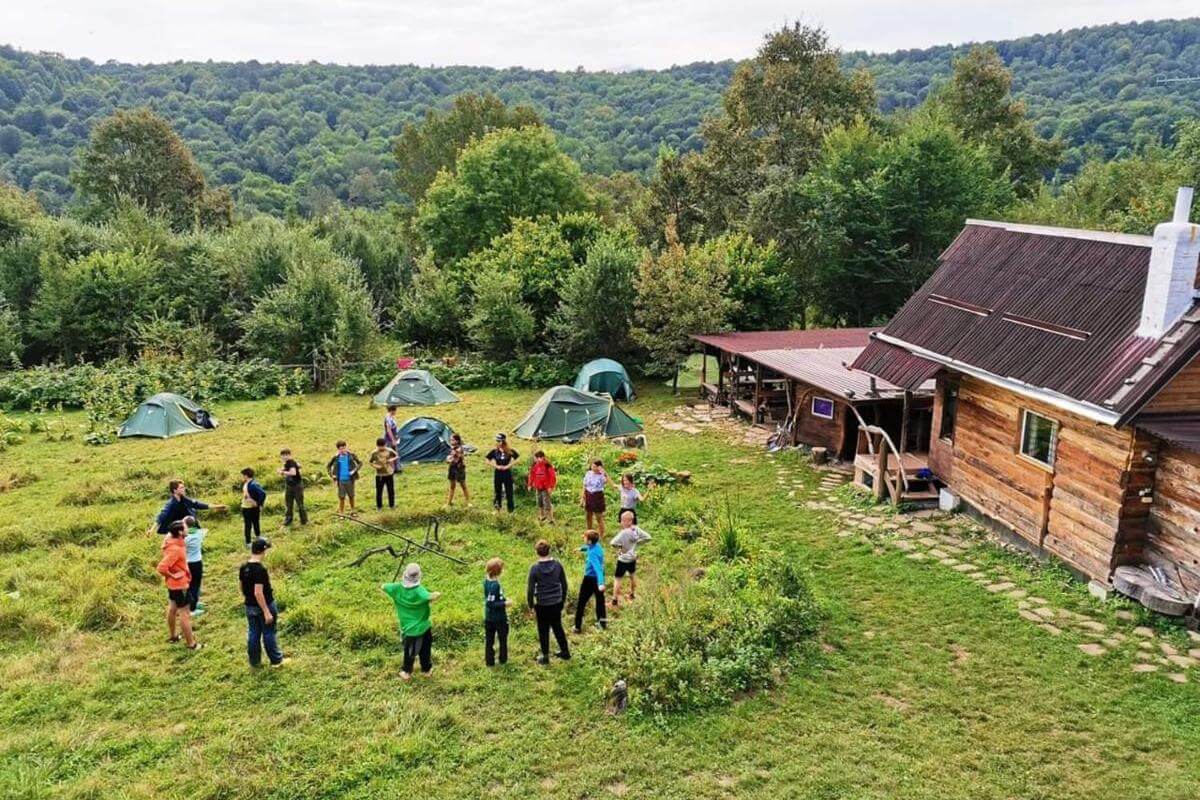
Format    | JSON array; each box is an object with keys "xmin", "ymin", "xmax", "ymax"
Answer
[{"xmin": 0, "ymin": 17, "xmax": 1197, "ymax": 215}]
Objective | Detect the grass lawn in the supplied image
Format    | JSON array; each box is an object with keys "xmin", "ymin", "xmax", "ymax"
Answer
[{"xmin": 2, "ymin": 383, "xmax": 1199, "ymax": 799}]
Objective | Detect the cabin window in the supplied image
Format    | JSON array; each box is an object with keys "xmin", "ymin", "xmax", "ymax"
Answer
[
  {"xmin": 940, "ymin": 380, "xmax": 959, "ymax": 441},
  {"xmin": 1019, "ymin": 409, "xmax": 1058, "ymax": 467},
  {"xmin": 811, "ymin": 397, "xmax": 835, "ymax": 419}
]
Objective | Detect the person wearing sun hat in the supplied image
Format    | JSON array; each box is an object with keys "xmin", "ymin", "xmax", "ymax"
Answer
[
  {"xmin": 239, "ymin": 536, "xmax": 285, "ymax": 667},
  {"xmin": 382, "ymin": 563, "xmax": 442, "ymax": 680}
]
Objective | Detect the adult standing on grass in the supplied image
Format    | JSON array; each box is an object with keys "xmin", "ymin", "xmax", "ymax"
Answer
[
  {"xmin": 240, "ymin": 468, "xmax": 267, "ymax": 546},
  {"xmin": 154, "ymin": 480, "xmax": 220, "ymax": 534},
  {"xmin": 574, "ymin": 529, "xmax": 607, "ymax": 633},
  {"xmin": 157, "ymin": 520, "xmax": 201, "ymax": 650},
  {"xmin": 446, "ymin": 433, "xmax": 470, "ymax": 507},
  {"xmin": 581, "ymin": 459, "xmax": 615, "ymax": 536},
  {"xmin": 610, "ymin": 510, "xmax": 652, "ymax": 607},
  {"xmin": 383, "ymin": 563, "xmax": 441, "ymax": 681},
  {"xmin": 240, "ymin": 537, "xmax": 285, "ymax": 668},
  {"xmin": 369, "ymin": 437, "xmax": 399, "ymax": 511},
  {"xmin": 527, "ymin": 539, "xmax": 570, "ymax": 665},
  {"xmin": 326, "ymin": 440, "xmax": 362, "ymax": 516},
  {"xmin": 486, "ymin": 433, "xmax": 519, "ymax": 513},
  {"xmin": 278, "ymin": 448, "xmax": 308, "ymax": 526},
  {"xmin": 182, "ymin": 516, "xmax": 207, "ymax": 618},
  {"xmin": 383, "ymin": 405, "xmax": 401, "ymax": 451}
]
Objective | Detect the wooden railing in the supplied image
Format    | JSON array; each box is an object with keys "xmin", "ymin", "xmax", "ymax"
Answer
[{"xmin": 857, "ymin": 425, "xmax": 910, "ymax": 503}]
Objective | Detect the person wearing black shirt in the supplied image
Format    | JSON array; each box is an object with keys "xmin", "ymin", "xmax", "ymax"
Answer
[
  {"xmin": 239, "ymin": 537, "xmax": 284, "ymax": 667},
  {"xmin": 278, "ymin": 449, "xmax": 308, "ymax": 526},
  {"xmin": 526, "ymin": 539, "xmax": 570, "ymax": 664},
  {"xmin": 485, "ymin": 433, "xmax": 520, "ymax": 513}
]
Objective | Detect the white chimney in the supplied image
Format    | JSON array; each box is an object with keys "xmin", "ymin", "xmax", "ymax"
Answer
[{"xmin": 1137, "ymin": 187, "xmax": 1200, "ymax": 339}]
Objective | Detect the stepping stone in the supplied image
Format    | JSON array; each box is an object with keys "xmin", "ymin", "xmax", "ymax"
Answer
[
  {"xmin": 1167, "ymin": 654, "xmax": 1197, "ymax": 669},
  {"xmin": 1188, "ymin": 649, "xmax": 1200, "ymax": 660},
  {"xmin": 862, "ymin": 516, "xmax": 884, "ymax": 526},
  {"xmin": 1115, "ymin": 610, "xmax": 1136, "ymax": 621},
  {"xmin": 939, "ymin": 558, "xmax": 959, "ymax": 566},
  {"xmin": 1131, "ymin": 663, "xmax": 1159, "ymax": 673},
  {"xmin": 1033, "ymin": 606, "xmax": 1056, "ymax": 619},
  {"xmin": 911, "ymin": 522, "xmax": 937, "ymax": 534},
  {"xmin": 1039, "ymin": 623, "xmax": 1063, "ymax": 636},
  {"xmin": 1007, "ymin": 589, "xmax": 1028, "ymax": 600},
  {"xmin": 928, "ymin": 548, "xmax": 949, "ymax": 559},
  {"xmin": 1018, "ymin": 599, "xmax": 1031, "ymax": 609},
  {"xmin": 1103, "ymin": 638, "xmax": 1123, "ymax": 649},
  {"xmin": 986, "ymin": 582, "xmax": 1016, "ymax": 593},
  {"xmin": 906, "ymin": 552, "xmax": 927, "ymax": 560},
  {"xmin": 1078, "ymin": 620, "xmax": 1107, "ymax": 633},
  {"xmin": 1188, "ymin": 630, "xmax": 1200, "ymax": 643},
  {"xmin": 1077, "ymin": 643, "xmax": 1107, "ymax": 657},
  {"xmin": 918, "ymin": 537, "xmax": 939, "ymax": 546},
  {"xmin": 1018, "ymin": 609, "xmax": 1043, "ymax": 623},
  {"xmin": 952, "ymin": 563, "xmax": 978, "ymax": 572},
  {"xmin": 1138, "ymin": 640, "xmax": 1154, "ymax": 650},
  {"xmin": 1167, "ymin": 673, "xmax": 1189, "ymax": 684},
  {"xmin": 1133, "ymin": 626, "xmax": 1156, "ymax": 638},
  {"xmin": 1135, "ymin": 650, "xmax": 1155, "ymax": 661},
  {"xmin": 1160, "ymin": 642, "xmax": 1179, "ymax": 656},
  {"xmin": 892, "ymin": 540, "xmax": 916, "ymax": 552},
  {"xmin": 1028, "ymin": 596, "xmax": 1048, "ymax": 605}
]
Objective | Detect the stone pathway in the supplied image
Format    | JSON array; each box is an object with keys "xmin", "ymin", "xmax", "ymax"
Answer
[
  {"xmin": 768, "ymin": 451, "xmax": 1200, "ymax": 685},
  {"xmin": 659, "ymin": 403, "xmax": 771, "ymax": 446}
]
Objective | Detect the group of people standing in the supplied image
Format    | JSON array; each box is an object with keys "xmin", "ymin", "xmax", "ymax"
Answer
[{"xmin": 148, "ymin": 403, "xmax": 654, "ymax": 676}]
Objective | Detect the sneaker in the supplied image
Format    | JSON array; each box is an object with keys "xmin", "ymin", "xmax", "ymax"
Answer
[
  {"xmin": 190, "ymin": 608, "xmax": 205, "ymax": 619},
  {"xmin": 534, "ymin": 654, "xmax": 549, "ymax": 665},
  {"xmin": 187, "ymin": 642, "xmax": 204, "ymax": 651},
  {"xmin": 554, "ymin": 651, "xmax": 571, "ymax": 661},
  {"xmin": 269, "ymin": 658, "xmax": 289, "ymax": 668},
  {"xmin": 400, "ymin": 671, "xmax": 412, "ymax": 681},
  {"xmin": 195, "ymin": 602, "xmax": 206, "ymax": 611}
]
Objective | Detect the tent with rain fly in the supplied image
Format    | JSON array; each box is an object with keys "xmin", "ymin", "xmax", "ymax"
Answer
[
  {"xmin": 513, "ymin": 386, "xmax": 642, "ymax": 443},
  {"xmin": 372, "ymin": 369, "xmax": 459, "ymax": 407},
  {"xmin": 573, "ymin": 358, "xmax": 635, "ymax": 401},
  {"xmin": 117, "ymin": 393, "xmax": 216, "ymax": 439},
  {"xmin": 394, "ymin": 416, "xmax": 456, "ymax": 463}
]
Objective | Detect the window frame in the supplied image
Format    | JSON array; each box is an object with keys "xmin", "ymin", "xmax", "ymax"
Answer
[
  {"xmin": 1017, "ymin": 408, "xmax": 1058, "ymax": 470},
  {"xmin": 810, "ymin": 396, "xmax": 836, "ymax": 420},
  {"xmin": 939, "ymin": 379, "xmax": 959, "ymax": 442}
]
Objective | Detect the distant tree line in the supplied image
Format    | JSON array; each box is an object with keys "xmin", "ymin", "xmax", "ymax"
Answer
[{"xmin": 0, "ymin": 18, "xmax": 1197, "ymax": 215}]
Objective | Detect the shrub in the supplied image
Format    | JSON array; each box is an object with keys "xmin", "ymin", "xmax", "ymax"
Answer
[
  {"xmin": 466, "ymin": 267, "xmax": 535, "ymax": 359},
  {"xmin": 596, "ymin": 559, "xmax": 822, "ymax": 717},
  {"xmin": 334, "ymin": 354, "xmax": 574, "ymax": 395}
]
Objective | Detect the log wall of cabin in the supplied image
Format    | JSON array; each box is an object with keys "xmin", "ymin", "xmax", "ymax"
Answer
[
  {"xmin": 928, "ymin": 375, "xmax": 955, "ymax": 482},
  {"xmin": 947, "ymin": 376, "xmax": 1142, "ymax": 581},
  {"xmin": 1142, "ymin": 357, "xmax": 1200, "ymax": 413},
  {"xmin": 1146, "ymin": 446, "xmax": 1200, "ymax": 585},
  {"xmin": 792, "ymin": 384, "xmax": 848, "ymax": 456}
]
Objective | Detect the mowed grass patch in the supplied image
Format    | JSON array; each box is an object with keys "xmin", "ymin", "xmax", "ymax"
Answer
[{"xmin": 0, "ymin": 386, "xmax": 1197, "ymax": 798}]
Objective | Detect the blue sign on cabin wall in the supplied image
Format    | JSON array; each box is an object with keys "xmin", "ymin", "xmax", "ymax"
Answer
[{"xmin": 811, "ymin": 397, "xmax": 835, "ymax": 419}]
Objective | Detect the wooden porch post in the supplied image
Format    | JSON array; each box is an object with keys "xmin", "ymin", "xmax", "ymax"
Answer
[
  {"xmin": 898, "ymin": 390, "xmax": 911, "ymax": 456},
  {"xmin": 701, "ymin": 346, "xmax": 708, "ymax": 389},
  {"xmin": 754, "ymin": 364, "xmax": 763, "ymax": 424}
]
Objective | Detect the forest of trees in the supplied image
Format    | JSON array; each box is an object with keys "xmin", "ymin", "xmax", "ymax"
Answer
[
  {"xmin": 0, "ymin": 18, "xmax": 1197, "ymax": 215},
  {"xmin": 1, "ymin": 19, "xmax": 1199, "ymax": 393}
]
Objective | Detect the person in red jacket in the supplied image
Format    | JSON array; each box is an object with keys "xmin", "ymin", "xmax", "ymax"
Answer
[
  {"xmin": 157, "ymin": 520, "xmax": 201, "ymax": 650},
  {"xmin": 527, "ymin": 450, "xmax": 558, "ymax": 523}
]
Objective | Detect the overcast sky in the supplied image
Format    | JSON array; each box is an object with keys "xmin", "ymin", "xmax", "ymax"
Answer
[{"xmin": 4, "ymin": 1, "xmax": 1196, "ymax": 70}]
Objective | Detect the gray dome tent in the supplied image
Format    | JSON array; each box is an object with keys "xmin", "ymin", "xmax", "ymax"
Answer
[
  {"xmin": 513, "ymin": 386, "xmax": 643, "ymax": 443},
  {"xmin": 372, "ymin": 369, "xmax": 459, "ymax": 407},
  {"xmin": 573, "ymin": 358, "xmax": 635, "ymax": 401},
  {"xmin": 117, "ymin": 393, "xmax": 216, "ymax": 439},
  {"xmin": 394, "ymin": 417, "xmax": 457, "ymax": 463}
]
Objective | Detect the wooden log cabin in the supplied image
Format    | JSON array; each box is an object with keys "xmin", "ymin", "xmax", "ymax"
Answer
[
  {"xmin": 853, "ymin": 188, "xmax": 1200, "ymax": 603},
  {"xmin": 689, "ymin": 329, "xmax": 933, "ymax": 461}
]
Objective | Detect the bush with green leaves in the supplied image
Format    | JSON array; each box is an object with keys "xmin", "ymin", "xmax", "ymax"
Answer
[
  {"xmin": 596, "ymin": 559, "xmax": 822, "ymax": 717},
  {"xmin": 334, "ymin": 354, "xmax": 575, "ymax": 395},
  {"xmin": 465, "ymin": 267, "xmax": 536, "ymax": 359}
]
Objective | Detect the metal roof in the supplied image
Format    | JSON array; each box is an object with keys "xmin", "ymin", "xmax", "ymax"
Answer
[
  {"xmin": 691, "ymin": 328, "xmax": 932, "ymax": 401},
  {"xmin": 692, "ymin": 327, "xmax": 881, "ymax": 355},
  {"xmin": 1134, "ymin": 413, "xmax": 1200, "ymax": 454},
  {"xmin": 853, "ymin": 338, "xmax": 942, "ymax": 391},
  {"xmin": 850, "ymin": 222, "xmax": 1200, "ymax": 424}
]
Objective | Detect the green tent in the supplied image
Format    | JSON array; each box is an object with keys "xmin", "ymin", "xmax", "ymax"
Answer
[
  {"xmin": 372, "ymin": 369, "xmax": 459, "ymax": 407},
  {"xmin": 395, "ymin": 416, "xmax": 456, "ymax": 463},
  {"xmin": 117, "ymin": 393, "xmax": 215, "ymax": 439},
  {"xmin": 573, "ymin": 358, "xmax": 635, "ymax": 401},
  {"xmin": 514, "ymin": 386, "xmax": 643, "ymax": 443}
]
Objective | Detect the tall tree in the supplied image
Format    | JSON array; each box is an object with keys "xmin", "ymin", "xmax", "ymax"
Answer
[
  {"xmin": 393, "ymin": 93, "xmax": 542, "ymax": 203},
  {"xmin": 549, "ymin": 227, "xmax": 642, "ymax": 362},
  {"xmin": 416, "ymin": 126, "xmax": 591, "ymax": 263},
  {"xmin": 73, "ymin": 108, "xmax": 232, "ymax": 231},
  {"xmin": 937, "ymin": 46, "xmax": 1062, "ymax": 196}
]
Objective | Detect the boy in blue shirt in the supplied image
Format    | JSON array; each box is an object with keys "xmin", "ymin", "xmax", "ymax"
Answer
[
  {"xmin": 574, "ymin": 529, "xmax": 607, "ymax": 633},
  {"xmin": 325, "ymin": 440, "xmax": 362, "ymax": 515}
]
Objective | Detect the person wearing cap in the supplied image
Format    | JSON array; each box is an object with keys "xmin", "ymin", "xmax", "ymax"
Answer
[
  {"xmin": 239, "ymin": 537, "xmax": 285, "ymax": 667},
  {"xmin": 382, "ymin": 563, "xmax": 442, "ymax": 680},
  {"xmin": 485, "ymin": 433, "xmax": 520, "ymax": 513}
]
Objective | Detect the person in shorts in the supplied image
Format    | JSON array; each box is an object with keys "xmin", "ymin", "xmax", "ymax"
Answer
[
  {"xmin": 326, "ymin": 440, "xmax": 362, "ymax": 515},
  {"xmin": 157, "ymin": 520, "xmax": 200, "ymax": 650},
  {"xmin": 526, "ymin": 450, "xmax": 558, "ymax": 523},
  {"xmin": 610, "ymin": 510, "xmax": 652, "ymax": 606},
  {"xmin": 446, "ymin": 433, "xmax": 470, "ymax": 507},
  {"xmin": 580, "ymin": 459, "xmax": 614, "ymax": 536}
]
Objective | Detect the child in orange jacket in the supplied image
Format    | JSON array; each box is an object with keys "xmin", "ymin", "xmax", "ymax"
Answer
[
  {"xmin": 157, "ymin": 520, "xmax": 201, "ymax": 650},
  {"xmin": 527, "ymin": 450, "xmax": 558, "ymax": 523}
]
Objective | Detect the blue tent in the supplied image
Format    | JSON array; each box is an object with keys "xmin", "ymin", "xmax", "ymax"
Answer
[{"xmin": 573, "ymin": 358, "xmax": 635, "ymax": 401}]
